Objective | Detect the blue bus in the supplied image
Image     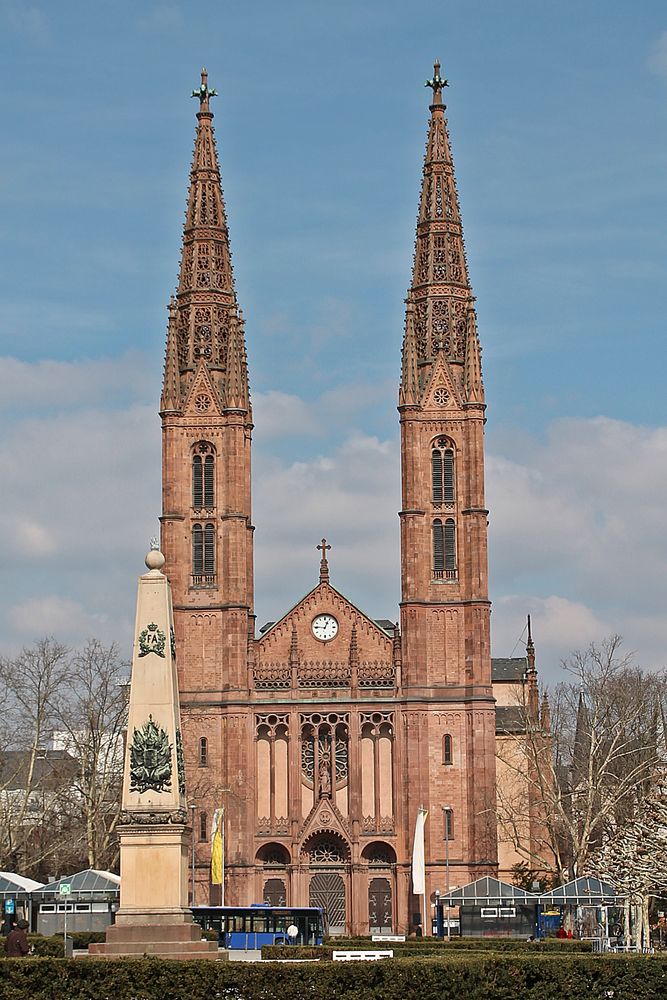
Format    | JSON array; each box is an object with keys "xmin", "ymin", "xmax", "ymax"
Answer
[{"xmin": 191, "ymin": 904, "xmax": 326, "ymax": 950}]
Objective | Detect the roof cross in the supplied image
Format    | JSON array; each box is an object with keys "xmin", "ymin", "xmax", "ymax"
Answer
[
  {"xmin": 191, "ymin": 68, "xmax": 218, "ymax": 112},
  {"xmin": 317, "ymin": 538, "xmax": 331, "ymax": 584},
  {"xmin": 425, "ymin": 60, "xmax": 448, "ymax": 106}
]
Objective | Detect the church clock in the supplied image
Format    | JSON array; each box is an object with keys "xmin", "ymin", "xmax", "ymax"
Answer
[{"xmin": 311, "ymin": 614, "xmax": 338, "ymax": 641}]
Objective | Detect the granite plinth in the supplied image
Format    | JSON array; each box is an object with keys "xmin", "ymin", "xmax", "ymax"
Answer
[{"xmin": 89, "ymin": 920, "xmax": 221, "ymax": 960}]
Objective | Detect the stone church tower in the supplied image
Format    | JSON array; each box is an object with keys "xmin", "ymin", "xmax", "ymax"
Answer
[{"xmin": 160, "ymin": 66, "xmax": 498, "ymax": 936}]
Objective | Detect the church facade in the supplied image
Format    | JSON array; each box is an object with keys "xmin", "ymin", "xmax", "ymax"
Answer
[{"xmin": 159, "ymin": 67, "xmax": 538, "ymax": 935}]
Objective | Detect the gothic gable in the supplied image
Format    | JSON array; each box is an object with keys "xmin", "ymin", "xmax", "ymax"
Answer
[
  {"xmin": 182, "ymin": 361, "xmax": 223, "ymax": 416},
  {"xmin": 420, "ymin": 352, "xmax": 463, "ymax": 411},
  {"xmin": 254, "ymin": 582, "xmax": 394, "ymax": 692}
]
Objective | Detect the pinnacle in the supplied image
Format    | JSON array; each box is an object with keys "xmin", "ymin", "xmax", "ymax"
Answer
[
  {"xmin": 400, "ymin": 61, "xmax": 477, "ymax": 388},
  {"xmin": 162, "ymin": 68, "xmax": 249, "ymax": 413}
]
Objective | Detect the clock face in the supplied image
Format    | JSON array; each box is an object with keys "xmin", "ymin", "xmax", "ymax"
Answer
[{"xmin": 312, "ymin": 614, "xmax": 338, "ymax": 641}]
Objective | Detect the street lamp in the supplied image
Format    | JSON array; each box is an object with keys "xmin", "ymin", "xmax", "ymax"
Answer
[
  {"xmin": 189, "ymin": 803, "xmax": 196, "ymax": 906},
  {"xmin": 442, "ymin": 805, "xmax": 452, "ymax": 940}
]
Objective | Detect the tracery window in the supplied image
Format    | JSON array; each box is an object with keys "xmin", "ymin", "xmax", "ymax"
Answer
[
  {"xmin": 192, "ymin": 523, "xmax": 215, "ymax": 584},
  {"xmin": 433, "ymin": 518, "xmax": 457, "ymax": 580},
  {"xmin": 431, "ymin": 438, "xmax": 455, "ymax": 508},
  {"xmin": 192, "ymin": 443, "xmax": 215, "ymax": 510}
]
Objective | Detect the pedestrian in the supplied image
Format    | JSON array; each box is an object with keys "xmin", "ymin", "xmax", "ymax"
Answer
[
  {"xmin": 5, "ymin": 919, "xmax": 30, "ymax": 957},
  {"xmin": 0, "ymin": 915, "xmax": 16, "ymax": 936}
]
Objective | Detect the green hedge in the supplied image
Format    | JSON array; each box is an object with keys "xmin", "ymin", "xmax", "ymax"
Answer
[
  {"xmin": 0, "ymin": 954, "xmax": 665, "ymax": 1000},
  {"xmin": 263, "ymin": 944, "xmax": 333, "ymax": 961},
  {"xmin": 26, "ymin": 932, "xmax": 107, "ymax": 957},
  {"xmin": 327, "ymin": 936, "xmax": 593, "ymax": 953}
]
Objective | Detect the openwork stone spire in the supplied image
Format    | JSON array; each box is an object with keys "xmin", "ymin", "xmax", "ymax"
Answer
[
  {"xmin": 401, "ymin": 61, "xmax": 482, "ymax": 404},
  {"xmin": 161, "ymin": 69, "xmax": 249, "ymax": 413}
]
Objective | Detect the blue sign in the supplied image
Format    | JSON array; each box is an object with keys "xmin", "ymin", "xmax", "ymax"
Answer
[{"xmin": 5, "ymin": 899, "xmax": 15, "ymax": 915}]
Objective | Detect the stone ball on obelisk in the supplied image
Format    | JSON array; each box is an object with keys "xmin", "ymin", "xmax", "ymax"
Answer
[{"xmin": 145, "ymin": 537, "xmax": 166, "ymax": 572}]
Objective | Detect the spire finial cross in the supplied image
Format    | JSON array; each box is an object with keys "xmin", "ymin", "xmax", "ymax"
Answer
[
  {"xmin": 425, "ymin": 59, "xmax": 448, "ymax": 106},
  {"xmin": 317, "ymin": 538, "xmax": 331, "ymax": 583},
  {"xmin": 191, "ymin": 67, "xmax": 218, "ymax": 112}
]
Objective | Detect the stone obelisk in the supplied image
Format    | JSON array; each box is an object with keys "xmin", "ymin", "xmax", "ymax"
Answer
[{"xmin": 90, "ymin": 544, "xmax": 218, "ymax": 959}]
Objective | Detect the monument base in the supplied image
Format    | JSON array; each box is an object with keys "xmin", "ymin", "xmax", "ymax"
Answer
[
  {"xmin": 87, "ymin": 820, "xmax": 221, "ymax": 959},
  {"xmin": 89, "ymin": 920, "xmax": 221, "ymax": 960}
]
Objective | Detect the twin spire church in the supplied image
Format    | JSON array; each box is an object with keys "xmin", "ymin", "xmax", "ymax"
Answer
[{"xmin": 158, "ymin": 67, "xmax": 533, "ymax": 935}]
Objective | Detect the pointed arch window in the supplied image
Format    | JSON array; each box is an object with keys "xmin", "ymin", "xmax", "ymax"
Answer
[
  {"xmin": 192, "ymin": 443, "xmax": 215, "ymax": 510},
  {"xmin": 199, "ymin": 737, "xmax": 208, "ymax": 767},
  {"xmin": 433, "ymin": 519, "xmax": 457, "ymax": 580},
  {"xmin": 192, "ymin": 524, "xmax": 216, "ymax": 586},
  {"xmin": 445, "ymin": 519, "xmax": 456, "ymax": 574},
  {"xmin": 431, "ymin": 439, "xmax": 455, "ymax": 509}
]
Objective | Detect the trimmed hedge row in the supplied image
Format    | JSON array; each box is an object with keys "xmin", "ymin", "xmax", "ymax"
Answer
[
  {"xmin": 326, "ymin": 936, "xmax": 594, "ymax": 953},
  {"xmin": 25, "ymin": 932, "xmax": 107, "ymax": 957},
  {"xmin": 1, "ymin": 954, "xmax": 665, "ymax": 1000}
]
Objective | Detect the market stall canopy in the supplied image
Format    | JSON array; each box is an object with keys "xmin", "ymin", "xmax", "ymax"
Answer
[
  {"xmin": 443, "ymin": 876, "xmax": 539, "ymax": 907},
  {"xmin": 539, "ymin": 877, "xmax": 616, "ymax": 906},
  {"xmin": 33, "ymin": 869, "xmax": 120, "ymax": 900},
  {"xmin": 0, "ymin": 872, "xmax": 44, "ymax": 899}
]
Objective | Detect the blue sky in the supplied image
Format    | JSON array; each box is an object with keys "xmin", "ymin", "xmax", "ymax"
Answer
[{"xmin": 1, "ymin": 1, "xmax": 666, "ymax": 681}]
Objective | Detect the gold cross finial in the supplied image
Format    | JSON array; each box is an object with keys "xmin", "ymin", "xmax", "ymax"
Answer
[
  {"xmin": 425, "ymin": 60, "xmax": 448, "ymax": 106},
  {"xmin": 191, "ymin": 67, "xmax": 218, "ymax": 112}
]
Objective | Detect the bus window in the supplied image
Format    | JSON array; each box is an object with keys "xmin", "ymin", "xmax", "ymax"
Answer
[{"xmin": 251, "ymin": 913, "xmax": 268, "ymax": 933}]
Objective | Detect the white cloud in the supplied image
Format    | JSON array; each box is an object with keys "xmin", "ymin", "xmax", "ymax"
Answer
[
  {"xmin": 0, "ymin": 352, "xmax": 153, "ymax": 412},
  {"xmin": 1, "ymin": 355, "xmax": 666, "ymax": 681},
  {"xmin": 648, "ymin": 30, "xmax": 667, "ymax": 80},
  {"xmin": 8, "ymin": 596, "xmax": 109, "ymax": 643},
  {"xmin": 1, "ymin": 4, "xmax": 50, "ymax": 45}
]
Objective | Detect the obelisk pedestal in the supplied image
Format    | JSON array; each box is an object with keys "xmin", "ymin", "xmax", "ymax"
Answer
[{"xmin": 90, "ymin": 546, "xmax": 218, "ymax": 959}]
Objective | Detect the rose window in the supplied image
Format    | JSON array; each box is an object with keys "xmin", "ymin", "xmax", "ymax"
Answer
[
  {"xmin": 433, "ymin": 387, "xmax": 449, "ymax": 407},
  {"xmin": 194, "ymin": 393, "xmax": 211, "ymax": 412}
]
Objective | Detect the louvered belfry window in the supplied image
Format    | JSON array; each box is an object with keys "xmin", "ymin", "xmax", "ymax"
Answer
[
  {"xmin": 192, "ymin": 524, "xmax": 203, "ymax": 574},
  {"xmin": 204, "ymin": 455, "xmax": 214, "ymax": 507},
  {"xmin": 192, "ymin": 455, "xmax": 203, "ymax": 508},
  {"xmin": 204, "ymin": 523, "xmax": 215, "ymax": 574},
  {"xmin": 432, "ymin": 440, "xmax": 455, "ymax": 507},
  {"xmin": 433, "ymin": 519, "xmax": 444, "ymax": 573},
  {"xmin": 192, "ymin": 444, "xmax": 215, "ymax": 509},
  {"xmin": 444, "ymin": 518, "xmax": 456, "ymax": 572}
]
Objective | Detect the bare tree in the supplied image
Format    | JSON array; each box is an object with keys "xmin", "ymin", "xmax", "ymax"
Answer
[
  {"xmin": 0, "ymin": 638, "xmax": 70, "ymax": 874},
  {"xmin": 51, "ymin": 639, "xmax": 129, "ymax": 870},
  {"xmin": 496, "ymin": 636, "xmax": 667, "ymax": 882}
]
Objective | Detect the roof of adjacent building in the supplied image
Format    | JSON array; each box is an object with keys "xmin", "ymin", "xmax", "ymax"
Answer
[
  {"xmin": 491, "ymin": 657, "xmax": 527, "ymax": 682},
  {"xmin": 495, "ymin": 706, "xmax": 527, "ymax": 735},
  {"xmin": 0, "ymin": 749, "xmax": 78, "ymax": 791}
]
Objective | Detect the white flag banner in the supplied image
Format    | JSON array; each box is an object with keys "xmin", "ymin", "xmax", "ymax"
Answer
[{"xmin": 411, "ymin": 807, "xmax": 428, "ymax": 895}]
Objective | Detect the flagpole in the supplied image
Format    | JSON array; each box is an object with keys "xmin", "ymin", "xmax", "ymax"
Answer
[{"xmin": 221, "ymin": 807, "xmax": 225, "ymax": 907}]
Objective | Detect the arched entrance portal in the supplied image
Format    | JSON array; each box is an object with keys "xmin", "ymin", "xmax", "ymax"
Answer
[
  {"xmin": 304, "ymin": 832, "xmax": 349, "ymax": 936},
  {"xmin": 368, "ymin": 877, "xmax": 392, "ymax": 933},
  {"xmin": 309, "ymin": 872, "xmax": 346, "ymax": 935},
  {"xmin": 362, "ymin": 842, "xmax": 396, "ymax": 934}
]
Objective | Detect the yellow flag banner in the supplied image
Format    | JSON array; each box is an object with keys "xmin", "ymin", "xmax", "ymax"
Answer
[{"xmin": 210, "ymin": 807, "xmax": 224, "ymax": 885}]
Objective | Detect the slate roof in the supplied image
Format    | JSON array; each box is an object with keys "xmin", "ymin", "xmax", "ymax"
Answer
[
  {"xmin": 495, "ymin": 706, "xmax": 527, "ymax": 735},
  {"xmin": 491, "ymin": 657, "xmax": 527, "ymax": 682},
  {"xmin": 0, "ymin": 750, "xmax": 78, "ymax": 791}
]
